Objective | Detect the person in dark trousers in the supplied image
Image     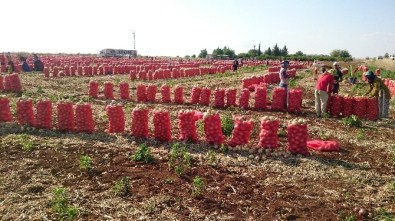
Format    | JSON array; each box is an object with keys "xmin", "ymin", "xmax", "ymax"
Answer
[
  {"xmin": 33, "ymin": 54, "xmax": 44, "ymax": 71},
  {"xmin": 20, "ymin": 56, "xmax": 31, "ymax": 72},
  {"xmin": 331, "ymin": 62, "xmax": 343, "ymax": 94},
  {"xmin": 6, "ymin": 55, "xmax": 15, "ymax": 73},
  {"xmin": 233, "ymin": 59, "xmax": 239, "ymax": 72}
]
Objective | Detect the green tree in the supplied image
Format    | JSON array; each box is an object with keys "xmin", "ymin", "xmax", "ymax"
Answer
[
  {"xmin": 384, "ymin": 52, "xmax": 389, "ymax": 58},
  {"xmin": 191, "ymin": 54, "xmax": 196, "ymax": 58},
  {"xmin": 223, "ymin": 46, "xmax": 236, "ymax": 59},
  {"xmin": 281, "ymin": 45, "xmax": 288, "ymax": 56},
  {"xmin": 295, "ymin": 51, "xmax": 304, "ymax": 56},
  {"xmin": 272, "ymin": 43, "xmax": 280, "ymax": 56},
  {"xmin": 213, "ymin": 46, "xmax": 236, "ymax": 59},
  {"xmin": 258, "ymin": 43, "xmax": 261, "ymax": 56},
  {"xmin": 198, "ymin": 49, "xmax": 208, "ymax": 58},
  {"xmin": 247, "ymin": 49, "xmax": 258, "ymax": 58},
  {"xmin": 237, "ymin": 53, "xmax": 248, "ymax": 58},
  {"xmin": 212, "ymin": 47, "xmax": 224, "ymax": 56},
  {"xmin": 330, "ymin": 49, "xmax": 352, "ymax": 58},
  {"xmin": 264, "ymin": 47, "xmax": 272, "ymax": 55}
]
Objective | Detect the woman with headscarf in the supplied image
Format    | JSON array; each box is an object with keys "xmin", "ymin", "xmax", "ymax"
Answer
[
  {"xmin": 364, "ymin": 70, "xmax": 391, "ymax": 118},
  {"xmin": 33, "ymin": 54, "xmax": 44, "ymax": 72},
  {"xmin": 19, "ymin": 56, "xmax": 31, "ymax": 72}
]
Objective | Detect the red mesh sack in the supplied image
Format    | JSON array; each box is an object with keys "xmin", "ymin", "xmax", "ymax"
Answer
[
  {"xmin": 16, "ymin": 98, "xmax": 35, "ymax": 126},
  {"xmin": 352, "ymin": 97, "xmax": 367, "ymax": 119},
  {"xmin": 161, "ymin": 85, "xmax": 171, "ymax": 103},
  {"xmin": 131, "ymin": 105, "xmax": 149, "ymax": 138},
  {"xmin": 75, "ymin": 102, "xmax": 95, "ymax": 133},
  {"xmin": 287, "ymin": 119, "xmax": 309, "ymax": 155},
  {"xmin": 103, "ymin": 81, "xmax": 114, "ymax": 99},
  {"xmin": 56, "ymin": 101, "xmax": 75, "ymax": 132},
  {"xmin": 254, "ymin": 86, "xmax": 267, "ymax": 110},
  {"xmin": 153, "ymin": 109, "xmax": 172, "ymax": 142},
  {"xmin": 136, "ymin": 84, "xmax": 147, "ymax": 102},
  {"xmin": 129, "ymin": 70, "xmax": 137, "ymax": 80},
  {"xmin": 0, "ymin": 96, "xmax": 12, "ymax": 122},
  {"xmin": 174, "ymin": 85, "xmax": 184, "ymax": 104},
  {"xmin": 366, "ymin": 97, "xmax": 379, "ymax": 121},
  {"xmin": 271, "ymin": 87, "xmax": 286, "ymax": 111},
  {"xmin": 88, "ymin": 80, "xmax": 99, "ymax": 98},
  {"xmin": 258, "ymin": 116, "xmax": 279, "ymax": 149},
  {"xmin": 329, "ymin": 95, "xmax": 343, "ymax": 117},
  {"xmin": 146, "ymin": 84, "xmax": 157, "ymax": 102},
  {"xmin": 203, "ymin": 111, "xmax": 224, "ymax": 145},
  {"xmin": 105, "ymin": 102, "xmax": 125, "ymax": 133},
  {"xmin": 226, "ymin": 89, "xmax": 237, "ymax": 107},
  {"xmin": 35, "ymin": 99, "xmax": 52, "ymax": 129},
  {"xmin": 307, "ymin": 140, "xmax": 339, "ymax": 152},
  {"xmin": 3, "ymin": 75, "xmax": 12, "ymax": 91},
  {"xmin": 199, "ymin": 87, "xmax": 211, "ymax": 106},
  {"xmin": 213, "ymin": 88, "xmax": 225, "ymax": 108},
  {"xmin": 190, "ymin": 87, "xmax": 202, "ymax": 104},
  {"xmin": 341, "ymin": 96, "xmax": 354, "ymax": 117},
  {"xmin": 238, "ymin": 88, "xmax": 250, "ymax": 109},
  {"xmin": 287, "ymin": 89, "xmax": 303, "ymax": 113},
  {"xmin": 228, "ymin": 116, "xmax": 254, "ymax": 147},
  {"xmin": 119, "ymin": 82, "xmax": 130, "ymax": 100},
  {"xmin": 10, "ymin": 73, "xmax": 22, "ymax": 92},
  {"xmin": 0, "ymin": 75, "xmax": 3, "ymax": 91},
  {"xmin": 178, "ymin": 110, "xmax": 199, "ymax": 142}
]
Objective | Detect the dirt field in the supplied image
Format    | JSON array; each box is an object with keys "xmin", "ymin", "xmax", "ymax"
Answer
[{"xmin": 0, "ymin": 65, "xmax": 394, "ymax": 221}]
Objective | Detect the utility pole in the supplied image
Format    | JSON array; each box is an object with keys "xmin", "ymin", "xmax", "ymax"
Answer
[{"xmin": 131, "ymin": 30, "xmax": 136, "ymax": 50}]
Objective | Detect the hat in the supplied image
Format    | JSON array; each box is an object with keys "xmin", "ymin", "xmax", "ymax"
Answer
[
  {"xmin": 281, "ymin": 60, "xmax": 289, "ymax": 65},
  {"xmin": 333, "ymin": 62, "xmax": 339, "ymax": 66},
  {"xmin": 364, "ymin": 70, "xmax": 375, "ymax": 81},
  {"xmin": 364, "ymin": 70, "xmax": 374, "ymax": 77}
]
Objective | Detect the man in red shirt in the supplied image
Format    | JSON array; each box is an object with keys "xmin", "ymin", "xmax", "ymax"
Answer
[{"xmin": 315, "ymin": 67, "xmax": 335, "ymax": 117}]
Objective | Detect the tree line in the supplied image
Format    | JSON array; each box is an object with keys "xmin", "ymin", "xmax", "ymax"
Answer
[{"xmin": 194, "ymin": 44, "xmax": 353, "ymax": 62}]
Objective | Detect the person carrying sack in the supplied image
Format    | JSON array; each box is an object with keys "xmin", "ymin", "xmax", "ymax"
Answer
[{"xmin": 364, "ymin": 70, "xmax": 391, "ymax": 119}]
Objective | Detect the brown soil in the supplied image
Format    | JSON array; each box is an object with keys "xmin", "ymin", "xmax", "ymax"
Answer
[{"xmin": 0, "ymin": 66, "xmax": 394, "ymax": 221}]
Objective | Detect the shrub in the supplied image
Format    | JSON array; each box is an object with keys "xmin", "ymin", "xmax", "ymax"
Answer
[
  {"xmin": 168, "ymin": 142, "xmax": 191, "ymax": 176},
  {"xmin": 131, "ymin": 143, "xmax": 154, "ymax": 164},
  {"xmin": 51, "ymin": 187, "xmax": 78, "ymax": 220},
  {"xmin": 113, "ymin": 176, "xmax": 130, "ymax": 197},
  {"xmin": 342, "ymin": 115, "xmax": 362, "ymax": 127},
  {"xmin": 221, "ymin": 115, "xmax": 234, "ymax": 137},
  {"xmin": 79, "ymin": 155, "xmax": 92, "ymax": 171},
  {"xmin": 191, "ymin": 176, "xmax": 205, "ymax": 197}
]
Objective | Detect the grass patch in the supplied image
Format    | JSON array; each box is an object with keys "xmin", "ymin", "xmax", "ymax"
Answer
[{"xmin": 374, "ymin": 208, "xmax": 395, "ymax": 221}]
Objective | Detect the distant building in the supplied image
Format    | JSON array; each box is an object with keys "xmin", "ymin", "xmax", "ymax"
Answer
[{"xmin": 98, "ymin": 49, "xmax": 137, "ymax": 58}]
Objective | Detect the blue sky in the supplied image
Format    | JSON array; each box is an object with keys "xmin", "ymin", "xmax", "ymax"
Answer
[{"xmin": 2, "ymin": 0, "xmax": 394, "ymax": 58}]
